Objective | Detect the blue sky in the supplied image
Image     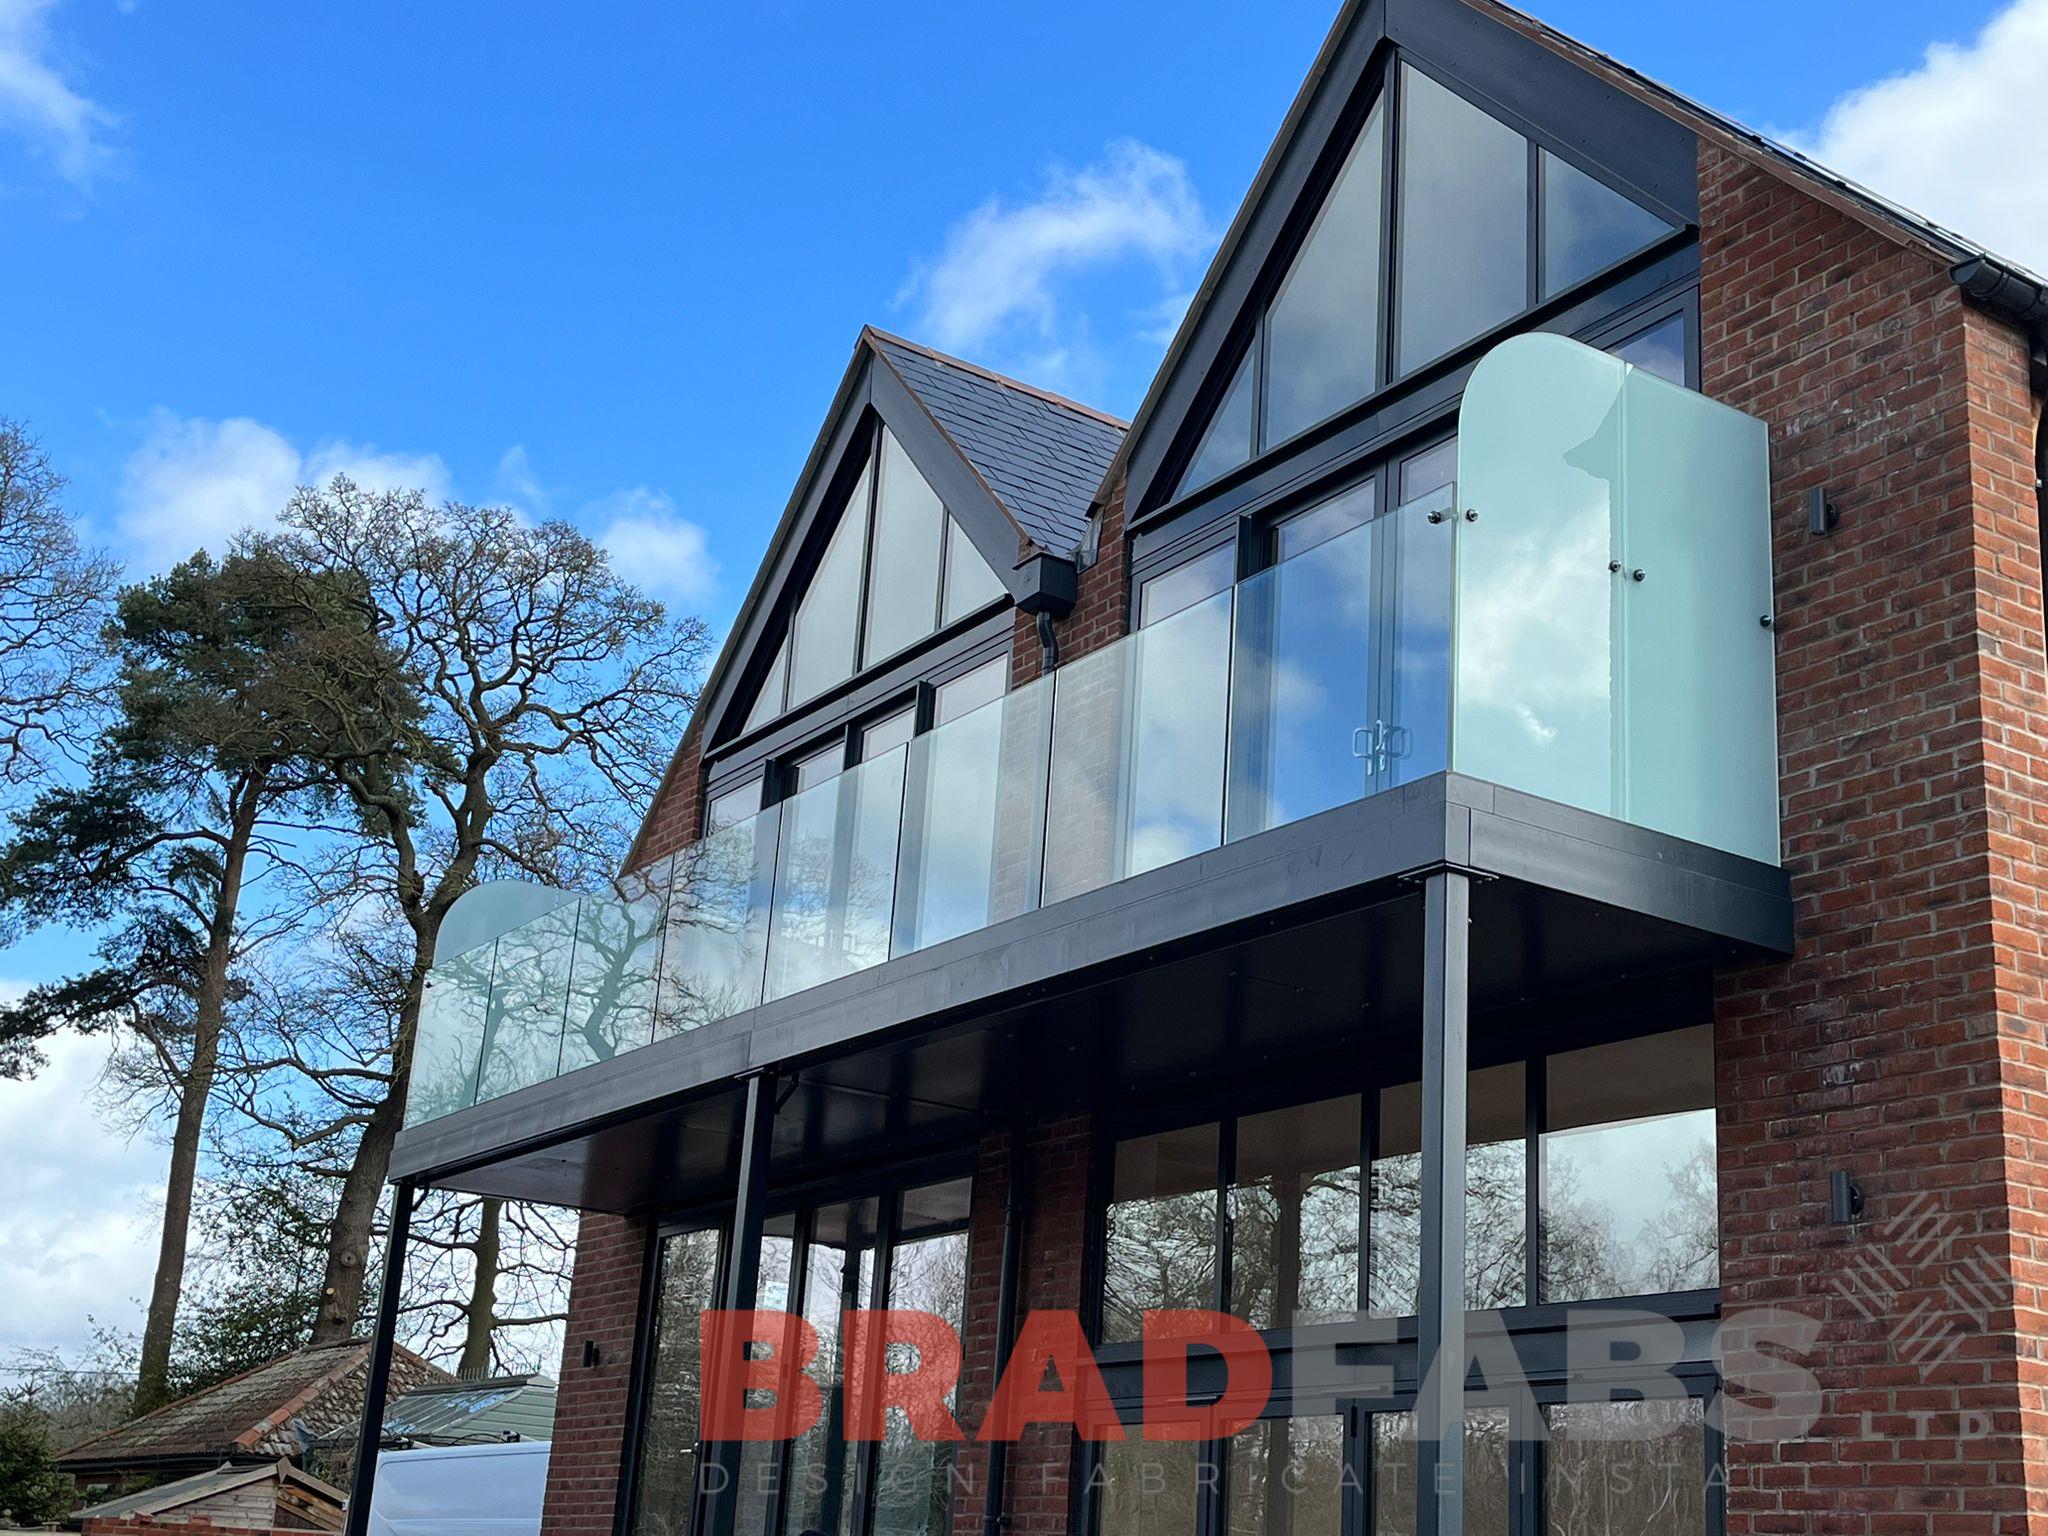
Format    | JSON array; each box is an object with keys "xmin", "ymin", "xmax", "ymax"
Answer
[{"xmin": 0, "ymin": 0, "xmax": 2043, "ymax": 1360}]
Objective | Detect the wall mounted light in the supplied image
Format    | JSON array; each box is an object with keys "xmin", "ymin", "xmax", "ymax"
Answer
[
  {"xmin": 1809, "ymin": 486, "xmax": 1841, "ymax": 537},
  {"xmin": 1829, "ymin": 1170, "xmax": 1865, "ymax": 1225}
]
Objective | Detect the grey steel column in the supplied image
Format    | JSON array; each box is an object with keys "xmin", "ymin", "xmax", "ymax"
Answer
[
  {"xmin": 1415, "ymin": 871, "xmax": 1468, "ymax": 1536},
  {"xmin": 698, "ymin": 1070, "xmax": 778, "ymax": 1536},
  {"xmin": 343, "ymin": 1179, "xmax": 415, "ymax": 1536}
]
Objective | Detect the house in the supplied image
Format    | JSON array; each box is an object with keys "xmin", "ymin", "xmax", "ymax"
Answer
[
  {"xmin": 58, "ymin": 1340, "xmax": 444, "ymax": 1504},
  {"xmin": 344, "ymin": 2, "xmax": 2048, "ymax": 1536},
  {"xmin": 71, "ymin": 1459, "xmax": 345, "ymax": 1533}
]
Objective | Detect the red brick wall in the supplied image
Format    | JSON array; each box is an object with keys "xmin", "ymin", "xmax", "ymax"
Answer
[
  {"xmin": 1013, "ymin": 479, "xmax": 1130, "ymax": 687},
  {"xmin": 541, "ymin": 1213, "xmax": 655, "ymax": 1536},
  {"xmin": 1701, "ymin": 139, "xmax": 2048, "ymax": 1531},
  {"xmin": 81, "ymin": 1520, "xmax": 296, "ymax": 1536},
  {"xmin": 947, "ymin": 1114, "xmax": 1096, "ymax": 1536},
  {"xmin": 630, "ymin": 721, "xmax": 707, "ymax": 874}
]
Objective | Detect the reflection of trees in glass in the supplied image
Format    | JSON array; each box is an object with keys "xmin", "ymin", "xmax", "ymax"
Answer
[
  {"xmin": 1542, "ymin": 1118, "xmax": 1717, "ymax": 1302},
  {"xmin": 1369, "ymin": 1142, "xmax": 1527, "ymax": 1315},
  {"xmin": 872, "ymin": 1233, "xmax": 968, "ymax": 1536},
  {"xmin": 1094, "ymin": 1439, "xmax": 1201, "ymax": 1536},
  {"xmin": 1371, "ymin": 1409, "xmax": 1511, "ymax": 1536},
  {"xmin": 657, "ymin": 824, "xmax": 772, "ymax": 1032},
  {"xmin": 1544, "ymin": 1399, "xmax": 1707, "ymax": 1536},
  {"xmin": 1102, "ymin": 1188, "xmax": 1219, "ymax": 1343},
  {"xmin": 633, "ymin": 1229, "xmax": 720, "ymax": 1536},
  {"xmin": 1231, "ymin": 1167, "xmax": 1362, "ymax": 1327},
  {"xmin": 1228, "ymin": 1415, "xmax": 1345, "ymax": 1536}
]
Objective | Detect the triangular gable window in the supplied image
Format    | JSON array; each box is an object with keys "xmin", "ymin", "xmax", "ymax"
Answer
[
  {"xmin": 743, "ymin": 425, "xmax": 1010, "ymax": 730},
  {"xmin": 1177, "ymin": 347, "xmax": 1256, "ymax": 497},
  {"xmin": 1171, "ymin": 62, "xmax": 1676, "ymax": 497}
]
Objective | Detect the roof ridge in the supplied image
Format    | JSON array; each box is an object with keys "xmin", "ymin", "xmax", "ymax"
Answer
[{"xmin": 862, "ymin": 327, "xmax": 1130, "ymax": 431}]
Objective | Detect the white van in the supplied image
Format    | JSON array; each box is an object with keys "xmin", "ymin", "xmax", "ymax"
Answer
[{"xmin": 364, "ymin": 1440, "xmax": 551, "ymax": 1536}]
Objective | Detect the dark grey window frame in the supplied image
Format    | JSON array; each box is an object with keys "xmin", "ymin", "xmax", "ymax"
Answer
[
  {"xmin": 1138, "ymin": 38, "xmax": 1697, "ymax": 534},
  {"xmin": 1083, "ymin": 985, "xmax": 1721, "ymax": 1350},
  {"xmin": 618, "ymin": 1149, "xmax": 979, "ymax": 1536}
]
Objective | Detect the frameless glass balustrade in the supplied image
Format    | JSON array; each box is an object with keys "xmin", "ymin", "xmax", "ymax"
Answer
[{"xmin": 405, "ymin": 334, "xmax": 1775, "ymax": 1129}]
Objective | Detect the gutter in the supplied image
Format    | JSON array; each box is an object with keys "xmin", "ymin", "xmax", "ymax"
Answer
[{"xmin": 1949, "ymin": 258, "xmax": 2048, "ymax": 558}]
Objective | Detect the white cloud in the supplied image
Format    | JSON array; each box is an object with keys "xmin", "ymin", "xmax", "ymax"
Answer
[
  {"xmin": 589, "ymin": 487, "xmax": 719, "ymax": 607},
  {"xmin": 1791, "ymin": 0, "xmax": 2048, "ymax": 276},
  {"xmin": 0, "ymin": 1023, "xmax": 165, "ymax": 1359},
  {"xmin": 0, "ymin": 0, "xmax": 117, "ymax": 189},
  {"xmin": 899, "ymin": 138, "xmax": 1214, "ymax": 368},
  {"xmin": 493, "ymin": 444, "xmax": 549, "ymax": 516},
  {"xmin": 118, "ymin": 409, "xmax": 452, "ymax": 573}
]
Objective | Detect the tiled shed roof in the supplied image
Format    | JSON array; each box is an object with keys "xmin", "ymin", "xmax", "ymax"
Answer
[
  {"xmin": 869, "ymin": 330, "xmax": 1127, "ymax": 556},
  {"xmin": 57, "ymin": 1338, "xmax": 447, "ymax": 1470}
]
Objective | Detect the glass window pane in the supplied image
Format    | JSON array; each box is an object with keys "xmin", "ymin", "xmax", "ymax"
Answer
[
  {"xmin": 1611, "ymin": 314, "xmax": 1686, "ymax": 386},
  {"xmin": 1386, "ymin": 488, "xmax": 1454, "ymax": 788},
  {"xmin": 1230, "ymin": 1097, "xmax": 1363, "ymax": 1328},
  {"xmin": 791, "ymin": 740, "xmax": 847, "ymax": 794},
  {"xmin": 1540, "ymin": 150, "xmax": 1673, "ymax": 299},
  {"xmin": 864, "ymin": 429, "xmax": 946, "ymax": 665},
  {"xmin": 1543, "ymin": 1025, "xmax": 1717, "ymax": 1301},
  {"xmin": 1179, "ymin": 349, "xmax": 1256, "ymax": 497},
  {"xmin": 1370, "ymin": 1410, "xmax": 1510, "ymax": 1536},
  {"xmin": 744, "ymin": 640, "xmax": 788, "ymax": 735},
  {"xmin": 632, "ymin": 1227, "xmax": 722, "ymax": 1536},
  {"xmin": 765, "ymin": 748, "xmax": 907, "ymax": 1002},
  {"xmin": 1228, "ymin": 1416, "xmax": 1345, "ymax": 1536},
  {"xmin": 1096, "ymin": 1438, "xmax": 1201, "ymax": 1536},
  {"xmin": 1225, "ymin": 512, "xmax": 1376, "ymax": 842},
  {"xmin": 787, "ymin": 1199, "xmax": 879, "ymax": 1536},
  {"xmin": 735, "ymin": 1214, "xmax": 799, "ymax": 1536},
  {"xmin": 1396, "ymin": 66, "xmax": 1529, "ymax": 375},
  {"xmin": 871, "ymin": 1181, "xmax": 972, "ymax": 1536},
  {"xmin": 790, "ymin": 465, "xmax": 872, "ymax": 707},
  {"xmin": 1264, "ymin": 96, "xmax": 1386, "ymax": 447},
  {"xmin": 942, "ymin": 515, "xmax": 1008, "ymax": 624},
  {"xmin": 1544, "ymin": 1398, "xmax": 1708, "ymax": 1535},
  {"xmin": 1103, "ymin": 1122, "xmax": 1221, "ymax": 1343},
  {"xmin": 706, "ymin": 779, "xmax": 763, "ymax": 836},
  {"xmin": 1139, "ymin": 544, "xmax": 1235, "ymax": 629},
  {"xmin": 1398, "ymin": 438, "xmax": 1457, "ymax": 506},
  {"xmin": 859, "ymin": 705, "xmax": 919, "ymax": 764},
  {"xmin": 934, "ymin": 657, "xmax": 1007, "ymax": 726},
  {"xmin": 1370, "ymin": 1063, "xmax": 1528, "ymax": 1315},
  {"xmin": 1273, "ymin": 480, "xmax": 1375, "ymax": 563}
]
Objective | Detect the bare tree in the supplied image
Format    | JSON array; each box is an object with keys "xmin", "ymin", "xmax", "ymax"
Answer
[
  {"xmin": 250, "ymin": 479, "xmax": 710, "ymax": 1343},
  {"xmin": 0, "ymin": 419, "xmax": 116, "ymax": 795}
]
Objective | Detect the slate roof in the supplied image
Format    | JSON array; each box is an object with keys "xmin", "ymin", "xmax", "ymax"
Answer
[
  {"xmin": 57, "ymin": 1338, "xmax": 448, "ymax": 1472},
  {"xmin": 381, "ymin": 1374, "xmax": 557, "ymax": 1444},
  {"xmin": 868, "ymin": 330, "xmax": 1126, "ymax": 556}
]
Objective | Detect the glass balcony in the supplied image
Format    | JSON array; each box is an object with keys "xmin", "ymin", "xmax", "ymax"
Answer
[{"xmin": 405, "ymin": 334, "xmax": 1777, "ymax": 1129}]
